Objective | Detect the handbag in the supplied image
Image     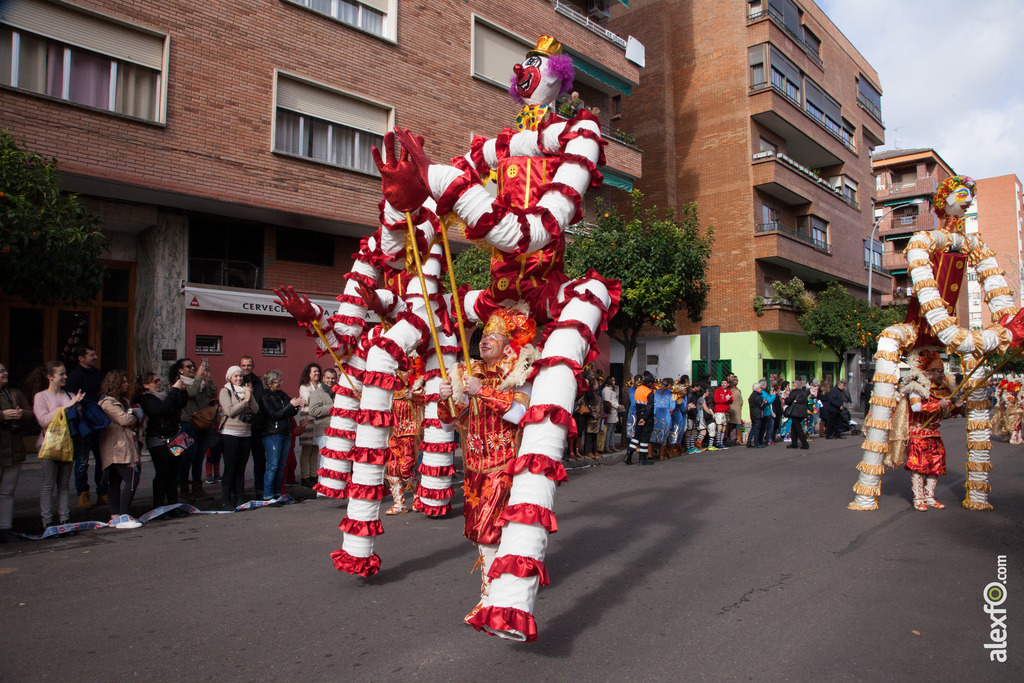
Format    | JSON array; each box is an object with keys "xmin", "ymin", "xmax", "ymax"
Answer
[
  {"xmin": 783, "ymin": 403, "xmax": 794, "ymax": 418},
  {"xmin": 190, "ymin": 404, "xmax": 218, "ymax": 431},
  {"xmin": 38, "ymin": 408, "xmax": 74, "ymax": 461},
  {"xmin": 165, "ymin": 428, "xmax": 195, "ymax": 457}
]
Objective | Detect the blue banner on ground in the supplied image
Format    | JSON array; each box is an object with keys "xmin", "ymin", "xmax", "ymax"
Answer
[{"xmin": 15, "ymin": 496, "xmax": 298, "ymax": 540}]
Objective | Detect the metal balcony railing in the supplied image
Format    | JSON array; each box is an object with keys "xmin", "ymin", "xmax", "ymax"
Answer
[
  {"xmin": 752, "ymin": 150, "xmax": 848, "ymax": 201},
  {"xmin": 554, "ymin": 0, "xmax": 627, "ymax": 49},
  {"xmin": 755, "ymin": 221, "xmax": 831, "ymax": 254},
  {"xmin": 857, "ymin": 93, "xmax": 884, "ymax": 124}
]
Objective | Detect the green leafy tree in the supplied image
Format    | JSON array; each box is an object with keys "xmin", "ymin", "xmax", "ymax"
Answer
[
  {"xmin": 450, "ymin": 242, "xmax": 492, "ymax": 291},
  {"xmin": 799, "ymin": 280, "xmax": 905, "ymax": 362},
  {"xmin": 0, "ymin": 130, "xmax": 108, "ymax": 304},
  {"xmin": 565, "ymin": 190, "xmax": 714, "ymax": 374}
]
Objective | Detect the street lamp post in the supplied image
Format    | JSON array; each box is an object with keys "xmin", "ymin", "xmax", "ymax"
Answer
[{"xmin": 867, "ymin": 197, "xmax": 926, "ymax": 307}]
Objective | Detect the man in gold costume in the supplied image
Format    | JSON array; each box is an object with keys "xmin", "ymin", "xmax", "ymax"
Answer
[{"xmin": 438, "ymin": 307, "xmax": 538, "ymax": 621}]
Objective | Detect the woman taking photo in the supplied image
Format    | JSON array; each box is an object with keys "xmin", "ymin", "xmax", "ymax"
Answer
[
  {"xmin": 1, "ymin": 363, "xmax": 33, "ymax": 541},
  {"xmin": 296, "ymin": 363, "xmax": 322, "ymax": 487},
  {"xmin": 259, "ymin": 370, "xmax": 303, "ymax": 501},
  {"xmin": 98, "ymin": 370, "xmax": 143, "ymax": 528},
  {"xmin": 219, "ymin": 366, "xmax": 259, "ymax": 509},
  {"xmin": 32, "ymin": 361, "xmax": 84, "ymax": 528},
  {"xmin": 135, "ymin": 371, "xmax": 188, "ymax": 509}
]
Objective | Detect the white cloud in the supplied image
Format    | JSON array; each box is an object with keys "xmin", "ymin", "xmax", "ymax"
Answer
[{"xmin": 816, "ymin": 0, "xmax": 1024, "ymax": 179}]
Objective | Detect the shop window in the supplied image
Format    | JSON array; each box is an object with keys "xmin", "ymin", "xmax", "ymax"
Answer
[
  {"xmin": 263, "ymin": 338, "xmax": 285, "ymax": 356},
  {"xmin": 196, "ymin": 335, "xmax": 222, "ymax": 354}
]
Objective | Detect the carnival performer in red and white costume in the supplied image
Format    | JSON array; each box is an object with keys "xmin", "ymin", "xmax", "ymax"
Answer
[
  {"xmin": 276, "ymin": 35, "xmax": 619, "ymax": 641},
  {"xmin": 386, "ymin": 360, "xmax": 425, "ymax": 515},
  {"xmin": 436, "ymin": 308, "xmax": 537, "ymax": 622}
]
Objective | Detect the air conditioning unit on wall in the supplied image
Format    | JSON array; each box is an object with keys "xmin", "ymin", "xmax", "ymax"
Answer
[{"xmin": 588, "ymin": 0, "xmax": 610, "ymax": 20}]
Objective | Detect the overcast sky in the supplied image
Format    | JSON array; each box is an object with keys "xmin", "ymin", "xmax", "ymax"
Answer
[{"xmin": 816, "ymin": 0, "xmax": 1024, "ymax": 181}]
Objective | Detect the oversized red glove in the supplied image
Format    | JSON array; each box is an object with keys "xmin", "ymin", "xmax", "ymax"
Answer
[
  {"xmin": 273, "ymin": 285, "xmax": 318, "ymax": 323},
  {"xmin": 1000, "ymin": 310, "xmax": 1024, "ymax": 346},
  {"xmin": 356, "ymin": 282, "xmax": 386, "ymax": 320},
  {"xmin": 372, "ymin": 130, "xmax": 430, "ymax": 212}
]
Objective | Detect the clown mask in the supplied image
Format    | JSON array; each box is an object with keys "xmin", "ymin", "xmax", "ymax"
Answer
[
  {"xmin": 511, "ymin": 54, "xmax": 570, "ymax": 107},
  {"xmin": 944, "ymin": 184, "xmax": 974, "ymax": 218}
]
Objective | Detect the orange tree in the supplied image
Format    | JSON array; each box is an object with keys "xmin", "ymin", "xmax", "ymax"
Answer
[
  {"xmin": 0, "ymin": 130, "xmax": 108, "ymax": 304},
  {"xmin": 799, "ymin": 280, "xmax": 905, "ymax": 362},
  {"xmin": 564, "ymin": 190, "xmax": 714, "ymax": 374}
]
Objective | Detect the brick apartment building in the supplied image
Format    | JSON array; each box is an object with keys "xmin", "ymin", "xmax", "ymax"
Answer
[
  {"xmin": 0, "ymin": 0, "xmax": 642, "ymax": 387},
  {"xmin": 609, "ymin": 0, "xmax": 885, "ymax": 388},
  {"xmin": 870, "ymin": 148, "xmax": 966, "ymax": 317},
  {"xmin": 964, "ymin": 175, "xmax": 1024, "ymax": 330}
]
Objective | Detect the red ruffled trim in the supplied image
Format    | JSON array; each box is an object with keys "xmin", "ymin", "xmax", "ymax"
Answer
[
  {"xmin": 505, "ymin": 452, "xmax": 568, "ymax": 485},
  {"xmin": 435, "ymin": 166, "xmax": 483, "ymax": 217},
  {"xmin": 422, "ymin": 418, "xmax": 445, "ymax": 429},
  {"xmin": 313, "ymin": 481, "xmax": 347, "ymax": 499},
  {"xmin": 336, "ymin": 293, "xmax": 365, "ymax": 307},
  {"xmin": 527, "ymin": 355, "xmax": 587, "ymax": 393},
  {"xmin": 328, "ymin": 406, "xmax": 358, "ymax": 418},
  {"xmin": 465, "ymin": 605, "xmax": 538, "ymax": 642},
  {"xmin": 521, "ymin": 403, "xmax": 576, "ymax": 437},
  {"xmin": 323, "ymin": 427, "xmax": 356, "ymax": 440},
  {"xmin": 346, "ymin": 482, "xmax": 389, "ymax": 500},
  {"xmin": 413, "ymin": 498, "xmax": 451, "ymax": 517},
  {"xmin": 371, "ymin": 336, "xmax": 410, "ymax": 371},
  {"xmin": 499, "ymin": 502, "xmax": 557, "ymax": 533},
  {"xmin": 418, "ymin": 464, "xmax": 455, "ymax": 477},
  {"xmin": 342, "ymin": 270, "xmax": 377, "ymax": 291},
  {"xmin": 468, "ymin": 135, "xmax": 490, "ymax": 174},
  {"xmin": 329, "ymin": 313, "xmax": 367, "ymax": 329},
  {"xmin": 487, "ymin": 554, "xmax": 550, "ymax": 586},
  {"xmin": 540, "ymin": 318, "xmax": 599, "ymax": 365},
  {"xmin": 330, "ymin": 548, "xmax": 381, "ymax": 578},
  {"xmin": 348, "ymin": 446, "xmax": 388, "ymax": 466},
  {"xmin": 319, "ymin": 447, "xmax": 351, "ymax": 462},
  {"xmin": 361, "ymin": 370, "xmax": 402, "ymax": 391},
  {"xmin": 354, "ymin": 409, "xmax": 394, "ymax": 427},
  {"xmin": 537, "ymin": 182, "xmax": 583, "ymax": 225},
  {"xmin": 420, "ymin": 440, "xmax": 457, "ymax": 453},
  {"xmin": 338, "ymin": 517, "xmax": 384, "ymax": 536},
  {"xmin": 415, "ymin": 484, "xmax": 453, "ymax": 500},
  {"xmin": 316, "ymin": 467, "xmax": 352, "ymax": 482}
]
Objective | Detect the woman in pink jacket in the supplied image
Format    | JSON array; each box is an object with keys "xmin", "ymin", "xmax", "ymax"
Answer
[{"xmin": 31, "ymin": 361, "xmax": 84, "ymax": 529}]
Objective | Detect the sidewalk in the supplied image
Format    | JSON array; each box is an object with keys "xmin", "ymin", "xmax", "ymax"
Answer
[{"xmin": 8, "ymin": 450, "xmax": 315, "ymax": 535}]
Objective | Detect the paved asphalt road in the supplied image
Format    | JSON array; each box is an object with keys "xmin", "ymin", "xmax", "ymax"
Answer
[{"xmin": 1, "ymin": 426, "xmax": 1021, "ymax": 681}]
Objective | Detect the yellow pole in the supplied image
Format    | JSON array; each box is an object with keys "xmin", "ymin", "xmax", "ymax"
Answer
[
  {"xmin": 439, "ymin": 213, "xmax": 473, "ymax": 371},
  {"xmin": 405, "ymin": 212, "xmax": 457, "ymax": 414},
  {"xmin": 311, "ymin": 319, "xmax": 358, "ymax": 393}
]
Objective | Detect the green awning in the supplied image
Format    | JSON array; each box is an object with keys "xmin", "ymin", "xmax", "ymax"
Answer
[
  {"xmin": 603, "ymin": 169, "xmax": 634, "ymax": 192},
  {"xmin": 573, "ymin": 58, "xmax": 632, "ymax": 96}
]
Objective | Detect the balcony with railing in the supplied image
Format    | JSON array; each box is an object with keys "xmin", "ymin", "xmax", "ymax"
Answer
[
  {"xmin": 554, "ymin": 0, "xmax": 627, "ymax": 49},
  {"xmin": 876, "ymin": 176, "xmax": 937, "ymax": 201},
  {"xmin": 857, "ymin": 92, "xmax": 883, "ymax": 125},
  {"xmin": 877, "ymin": 213, "xmax": 934, "ymax": 237},
  {"xmin": 752, "ymin": 149, "xmax": 848, "ymax": 206},
  {"xmin": 749, "ymin": 79, "xmax": 857, "ymax": 156},
  {"xmin": 747, "ymin": 8, "xmax": 823, "ymax": 69},
  {"xmin": 882, "ymin": 251, "xmax": 909, "ymax": 272},
  {"xmin": 601, "ymin": 124, "xmax": 642, "ymax": 179},
  {"xmin": 755, "ymin": 221, "xmax": 831, "ymax": 254}
]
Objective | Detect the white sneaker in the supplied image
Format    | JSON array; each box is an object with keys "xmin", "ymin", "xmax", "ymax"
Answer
[{"xmin": 115, "ymin": 519, "xmax": 142, "ymax": 529}]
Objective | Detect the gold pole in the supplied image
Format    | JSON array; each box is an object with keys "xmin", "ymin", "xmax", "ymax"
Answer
[
  {"xmin": 311, "ymin": 319, "xmax": 358, "ymax": 393},
  {"xmin": 405, "ymin": 212, "xmax": 457, "ymax": 414},
  {"xmin": 439, "ymin": 213, "xmax": 473, "ymax": 371},
  {"xmin": 920, "ymin": 345, "xmax": 1024, "ymax": 428}
]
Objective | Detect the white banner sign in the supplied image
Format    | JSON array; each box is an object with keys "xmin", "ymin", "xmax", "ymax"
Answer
[{"xmin": 184, "ymin": 286, "xmax": 338, "ymax": 318}]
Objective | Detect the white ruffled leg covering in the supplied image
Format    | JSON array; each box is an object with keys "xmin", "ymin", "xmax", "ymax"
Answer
[{"xmin": 475, "ymin": 277, "xmax": 610, "ymax": 641}]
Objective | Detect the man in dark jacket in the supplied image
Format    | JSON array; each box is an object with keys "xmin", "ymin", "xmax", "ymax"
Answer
[
  {"xmin": 784, "ymin": 380, "xmax": 810, "ymax": 449},
  {"xmin": 826, "ymin": 380, "xmax": 847, "ymax": 439},
  {"xmin": 746, "ymin": 381, "xmax": 766, "ymax": 448},
  {"xmin": 240, "ymin": 355, "xmax": 266, "ymax": 493},
  {"xmin": 65, "ymin": 345, "xmax": 107, "ymax": 509}
]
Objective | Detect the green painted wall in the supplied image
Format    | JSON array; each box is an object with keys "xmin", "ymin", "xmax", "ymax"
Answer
[{"xmin": 687, "ymin": 330, "xmax": 844, "ymax": 388}]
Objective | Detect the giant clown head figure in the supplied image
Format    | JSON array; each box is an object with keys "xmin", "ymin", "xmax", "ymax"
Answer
[
  {"xmin": 933, "ymin": 175, "xmax": 977, "ymax": 226},
  {"xmin": 509, "ymin": 35, "xmax": 575, "ymax": 108}
]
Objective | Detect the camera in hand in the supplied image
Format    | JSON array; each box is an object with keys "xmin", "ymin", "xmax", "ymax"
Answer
[
  {"xmin": 1, "ymin": 420, "xmax": 21, "ymax": 433},
  {"xmin": 240, "ymin": 412, "xmax": 254, "ymax": 424}
]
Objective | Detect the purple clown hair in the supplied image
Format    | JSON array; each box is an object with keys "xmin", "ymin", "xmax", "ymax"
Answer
[{"xmin": 508, "ymin": 53, "xmax": 576, "ymax": 105}]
